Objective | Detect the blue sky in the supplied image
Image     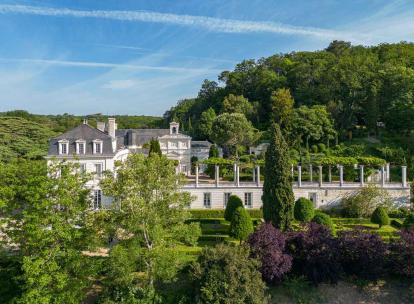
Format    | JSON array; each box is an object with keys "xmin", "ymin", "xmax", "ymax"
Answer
[{"xmin": 0, "ymin": 0, "xmax": 414, "ymax": 116}]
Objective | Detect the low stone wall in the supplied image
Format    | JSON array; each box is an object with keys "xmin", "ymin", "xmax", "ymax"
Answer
[{"xmin": 183, "ymin": 182, "xmax": 411, "ymax": 210}]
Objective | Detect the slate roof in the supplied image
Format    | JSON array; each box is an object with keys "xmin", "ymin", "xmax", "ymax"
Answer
[
  {"xmin": 48, "ymin": 124, "xmax": 115, "ymax": 156},
  {"xmin": 116, "ymin": 129, "xmax": 170, "ymax": 147}
]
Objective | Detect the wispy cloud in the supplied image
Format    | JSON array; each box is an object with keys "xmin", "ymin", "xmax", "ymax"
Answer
[
  {"xmin": 0, "ymin": 4, "xmax": 360, "ymax": 41},
  {"xmin": 0, "ymin": 58, "xmax": 220, "ymax": 73},
  {"xmin": 102, "ymin": 79, "xmax": 137, "ymax": 90}
]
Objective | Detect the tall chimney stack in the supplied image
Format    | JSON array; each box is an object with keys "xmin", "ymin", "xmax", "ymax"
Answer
[
  {"xmin": 97, "ymin": 121, "xmax": 106, "ymax": 132},
  {"xmin": 107, "ymin": 118, "xmax": 117, "ymax": 138}
]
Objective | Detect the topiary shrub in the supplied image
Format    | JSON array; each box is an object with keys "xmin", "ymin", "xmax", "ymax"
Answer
[
  {"xmin": 248, "ymin": 223, "xmax": 292, "ymax": 283},
  {"xmin": 310, "ymin": 145, "xmax": 319, "ymax": 153},
  {"xmin": 337, "ymin": 227, "xmax": 387, "ymax": 280},
  {"xmin": 403, "ymin": 213, "xmax": 414, "ymax": 229},
  {"xmin": 287, "ymin": 223, "xmax": 341, "ymax": 285},
  {"xmin": 191, "ymin": 244, "xmax": 269, "ymax": 303},
  {"xmin": 371, "ymin": 207, "xmax": 390, "ymax": 228},
  {"xmin": 224, "ymin": 195, "xmax": 243, "ymax": 221},
  {"xmin": 312, "ymin": 212, "xmax": 335, "ymax": 234},
  {"xmin": 230, "ymin": 207, "xmax": 254, "ymax": 243},
  {"xmin": 294, "ymin": 198, "xmax": 315, "ymax": 222},
  {"xmin": 317, "ymin": 143, "xmax": 326, "ymax": 153},
  {"xmin": 388, "ymin": 207, "xmax": 410, "ymax": 219}
]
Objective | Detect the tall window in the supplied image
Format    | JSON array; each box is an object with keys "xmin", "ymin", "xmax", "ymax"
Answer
[
  {"xmin": 224, "ymin": 192, "xmax": 232, "ymax": 207},
  {"xmin": 95, "ymin": 163, "xmax": 103, "ymax": 178},
  {"xmin": 203, "ymin": 192, "xmax": 211, "ymax": 208},
  {"xmin": 244, "ymin": 192, "xmax": 252, "ymax": 208},
  {"xmin": 59, "ymin": 142, "xmax": 69, "ymax": 155},
  {"xmin": 95, "ymin": 142, "xmax": 102, "ymax": 154},
  {"xmin": 93, "ymin": 190, "xmax": 102, "ymax": 209},
  {"xmin": 77, "ymin": 142, "xmax": 85, "ymax": 154}
]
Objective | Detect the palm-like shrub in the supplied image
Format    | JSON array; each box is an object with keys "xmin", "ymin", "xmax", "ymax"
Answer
[
  {"xmin": 312, "ymin": 212, "xmax": 335, "ymax": 234},
  {"xmin": 247, "ymin": 223, "xmax": 292, "ymax": 283},
  {"xmin": 230, "ymin": 207, "xmax": 254, "ymax": 242},
  {"xmin": 224, "ymin": 195, "xmax": 243, "ymax": 221},
  {"xmin": 287, "ymin": 223, "xmax": 341, "ymax": 284},
  {"xmin": 294, "ymin": 198, "xmax": 315, "ymax": 222},
  {"xmin": 337, "ymin": 227, "xmax": 387, "ymax": 280},
  {"xmin": 371, "ymin": 207, "xmax": 390, "ymax": 228}
]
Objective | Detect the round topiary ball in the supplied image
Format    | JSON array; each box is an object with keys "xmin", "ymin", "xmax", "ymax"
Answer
[
  {"xmin": 371, "ymin": 207, "xmax": 390, "ymax": 228},
  {"xmin": 294, "ymin": 197, "xmax": 315, "ymax": 222},
  {"xmin": 312, "ymin": 212, "xmax": 335, "ymax": 234},
  {"xmin": 224, "ymin": 195, "xmax": 244, "ymax": 222}
]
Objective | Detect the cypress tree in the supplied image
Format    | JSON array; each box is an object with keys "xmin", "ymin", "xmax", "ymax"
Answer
[
  {"xmin": 262, "ymin": 123, "xmax": 294, "ymax": 230},
  {"xmin": 230, "ymin": 206, "xmax": 254, "ymax": 243},
  {"xmin": 149, "ymin": 139, "xmax": 162, "ymax": 156}
]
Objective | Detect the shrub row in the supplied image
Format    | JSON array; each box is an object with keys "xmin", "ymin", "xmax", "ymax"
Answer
[
  {"xmin": 189, "ymin": 209, "xmax": 263, "ymax": 219},
  {"xmin": 248, "ymin": 222, "xmax": 414, "ymax": 285}
]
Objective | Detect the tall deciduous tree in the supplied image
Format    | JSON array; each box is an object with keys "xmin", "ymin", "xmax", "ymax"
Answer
[
  {"xmin": 100, "ymin": 154, "xmax": 192, "ymax": 296},
  {"xmin": 211, "ymin": 113, "xmax": 259, "ymax": 157},
  {"xmin": 198, "ymin": 107, "xmax": 216, "ymax": 140},
  {"xmin": 222, "ymin": 94, "xmax": 253, "ymax": 116},
  {"xmin": 2, "ymin": 160, "xmax": 100, "ymax": 303},
  {"xmin": 262, "ymin": 123, "xmax": 294, "ymax": 230}
]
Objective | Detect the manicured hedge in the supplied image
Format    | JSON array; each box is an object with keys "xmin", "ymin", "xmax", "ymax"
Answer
[
  {"xmin": 189, "ymin": 209, "xmax": 263, "ymax": 219},
  {"xmin": 391, "ymin": 219, "xmax": 403, "ymax": 229}
]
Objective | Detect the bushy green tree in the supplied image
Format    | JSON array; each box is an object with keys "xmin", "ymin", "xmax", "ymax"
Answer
[
  {"xmin": 2, "ymin": 160, "xmax": 101, "ymax": 303},
  {"xmin": 224, "ymin": 195, "xmax": 244, "ymax": 221},
  {"xmin": 271, "ymin": 88, "xmax": 294, "ymax": 128},
  {"xmin": 101, "ymin": 153, "xmax": 193, "ymax": 297},
  {"xmin": 371, "ymin": 207, "xmax": 390, "ymax": 228},
  {"xmin": 222, "ymin": 94, "xmax": 253, "ymax": 116},
  {"xmin": 312, "ymin": 212, "xmax": 335, "ymax": 234},
  {"xmin": 198, "ymin": 108, "xmax": 216, "ymax": 139},
  {"xmin": 294, "ymin": 197, "xmax": 315, "ymax": 222},
  {"xmin": 340, "ymin": 185, "xmax": 392, "ymax": 218},
  {"xmin": 211, "ymin": 113, "xmax": 259, "ymax": 157},
  {"xmin": 191, "ymin": 244, "xmax": 268, "ymax": 304},
  {"xmin": 230, "ymin": 207, "xmax": 254, "ymax": 243},
  {"xmin": 262, "ymin": 123, "xmax": 295, "ymax": 230}
]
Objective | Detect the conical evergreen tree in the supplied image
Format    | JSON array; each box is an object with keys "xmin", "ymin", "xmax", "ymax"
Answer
[
  {"xmin": 149, "ymin": 139, "xmax": 162, "ymax": 156},
  {"xmin": 262, "ymin": 123, "xmax": 294, "ymax": 230}
]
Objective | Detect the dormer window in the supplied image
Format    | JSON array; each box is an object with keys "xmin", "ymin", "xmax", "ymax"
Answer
[
  {"xmin": 93, "ymin": 140, "xmax": 103, "ymax": 154},
  {"xmin": 76, "ymin": 140, "xmax": 86, "ymax": 155},
  {"xmin": 58, "ymin": 140, "xmax": 69, "ymax": 155}
]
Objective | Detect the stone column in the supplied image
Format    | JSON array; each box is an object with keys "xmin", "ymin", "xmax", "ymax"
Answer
[
  {"xmin": 402, "ymin": 166, "xmax": 407, "ymax": 188},
  {"xmin": 359, "ymin": 165, "xmax": 364, "ymax": 187},
  {"xmin": 291, "ymin": 164, "xmax": 294, "ymax": 180},
  {"xmin": 339, "ymin": 165, "xmax": 344, "ymax": 187},
  {"xmin": 328, "ymin": 166, "xmax": 332, "ymax": 183},
  {"xmin": 252, "ymin": 166, "xmax": 256, "ymax": 183},
  {"xmin": 256, "ymin": 166, "xmax": 261, "ymax": 187},
  {"xmin": 381, "ymin": 166, "xmax": 385, "ymax": 187},
  {"xmin": 233, "ymin": 163, "xmax": 237, "ymax": 186},
  {"xmin": 309, "ymin": 164, "xmax": 313, "ymax": 182},
  {"xmin": 236, "ymin": 166, "xmax": 240, "ymax": 187},
  {"xmin": 215, "ymin": 165, "xmax": 219, "ymax": 187},
  {"xmin": 386, "ymin": 163, "xmax": 390, "ymax": 182},
  {"xmin": 318, "ymin": 165, "xmax": 323, "ymax": 187},
  {"xmin": 195, "ymin": 165, "xmax": 199, "ymax": 188},
  {"xmin": 297, "ymin": 165, "xmax": 302, "ymax": 187}
]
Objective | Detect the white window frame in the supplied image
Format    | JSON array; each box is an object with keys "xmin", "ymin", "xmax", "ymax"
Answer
[
  {"xmin": 244, "ymin": 192, "xmax": 253, "ymax": 208},
  {"xmin": 203, "ymin": 192, "xmax": 211, "ymax": 208},
  {"xmin": 93, "ymin": 140, "xmax": 103, "ymax": 154},
  {"xmin": 95, "ymin": 163, "xmax": 103, "ymax": 178},
  {"xmin": 93, "ymin": 189, "xmax": 102, "ymax": 209},
  {"xmin": 76, "ymin": 140, "xmax": 86, "ymax": 155},
  {"xmin": 58, "ymin": 140, "xmax": 69, "ymax": 155},
  {"xmin": 224, "ymin": 192, "xmax": 232, "ymax": 207}
]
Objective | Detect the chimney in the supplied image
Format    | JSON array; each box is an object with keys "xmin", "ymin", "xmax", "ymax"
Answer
[
  {"xmin": 97, "ymin": 121, "xmax": 106, "ymax": 132},
  {"xmin": 107, "ymin": 118, "xmax": 117, "ymax": 138}
]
